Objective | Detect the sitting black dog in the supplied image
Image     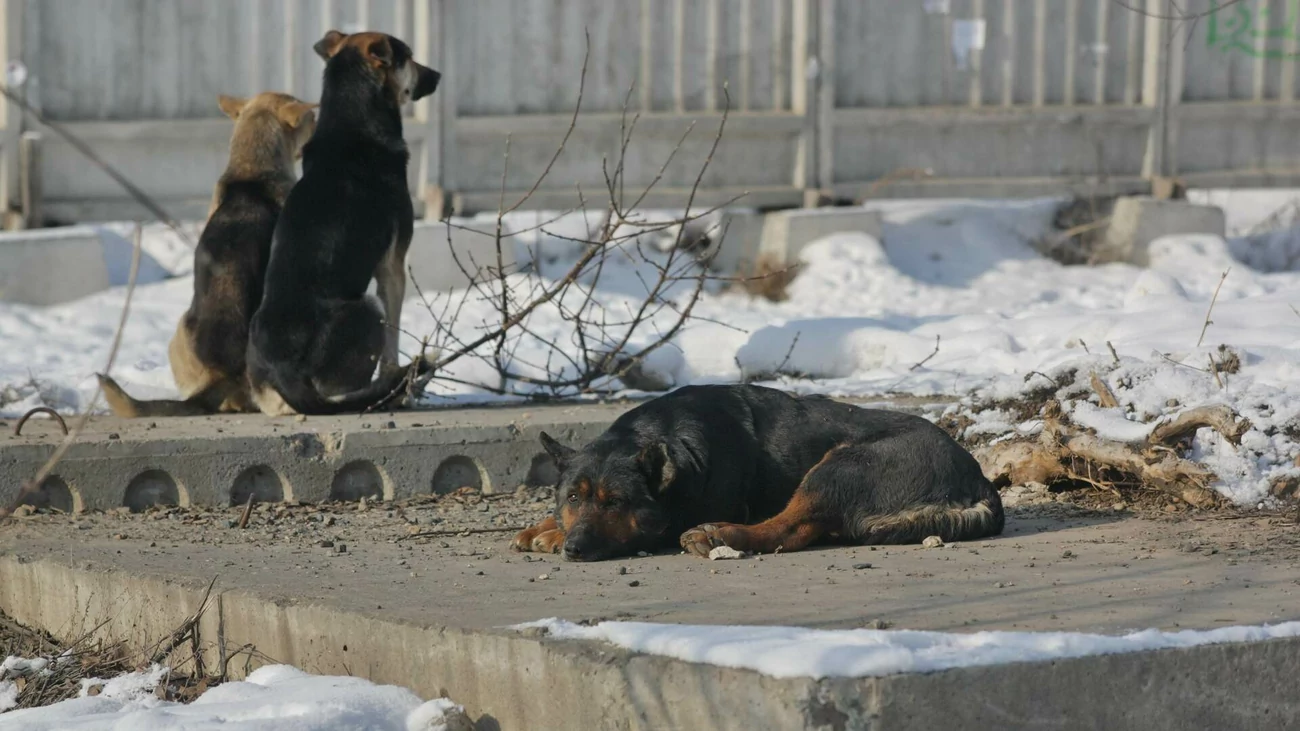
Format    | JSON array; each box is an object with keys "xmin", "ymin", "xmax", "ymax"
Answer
[{"xmin": 513, "ymin": 384, "xmax": 1003, "ymax": 561}]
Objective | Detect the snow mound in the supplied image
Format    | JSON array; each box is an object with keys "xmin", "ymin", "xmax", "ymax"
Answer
[
  {"xmin": 0, "ymin": 663, "xmax": 464, "ymax": 731},
  {"xmin": 516, "ymin": 618, "xmax": 1300, "ymax": 680}
]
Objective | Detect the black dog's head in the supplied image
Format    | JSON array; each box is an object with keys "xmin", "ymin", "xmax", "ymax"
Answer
[
  {"xmin": 313, "ymin": 30, "xmax": 441, "ymax": 106},
  {"xmin": 539, "ymin": 431, "xmax": 677, "ymax": 562}
]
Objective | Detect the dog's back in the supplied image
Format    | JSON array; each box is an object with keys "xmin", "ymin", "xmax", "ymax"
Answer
[{"xmin": 186, "ymin": 181, "xmax": 280, "ymax": 380}]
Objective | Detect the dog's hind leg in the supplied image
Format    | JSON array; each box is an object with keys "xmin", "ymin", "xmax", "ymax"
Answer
[
  {"xmin": 168, "ymin": 319, "xmax": 213, "ymax": 399},
  {"xmin": 375, "ymin": 235, "xmax": 408, "ymax": 374},
  {"xmin": 680, "ymin": 446, "xmax": 850, "ymax": 556},
  {"xmin": 680, "ymin": 490, "xmax": 838, "ymax": 557},
  {"xmin": 310, "ymin": 298, "xmax": 386, "ymax": 396}
]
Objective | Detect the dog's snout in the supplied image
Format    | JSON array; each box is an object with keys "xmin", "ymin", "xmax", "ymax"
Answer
[
  {"xmin": 562, "ymin": 531, "xmax": 598, "ymax": 562},
  {"xmin": 413, "ymin": 64, "xmax": 441, "ymax": 100}
]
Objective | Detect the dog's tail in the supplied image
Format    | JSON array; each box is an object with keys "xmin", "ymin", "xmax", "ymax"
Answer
[
  {"xmin": 268, "ymin": 358, "xmax": 432, "ymax": 416},
  {"xmin": 96, "ymin": 374, "xmax": 232, "ymax": 418},
  {"xmin": 853, "ymin": 480, "xmax": 1005, "ymax": 545}
]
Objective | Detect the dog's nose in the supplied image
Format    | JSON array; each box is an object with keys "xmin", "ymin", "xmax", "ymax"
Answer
[{"xmin": 562, "ymin": 532, "xmax": 597, "ymax": 561}]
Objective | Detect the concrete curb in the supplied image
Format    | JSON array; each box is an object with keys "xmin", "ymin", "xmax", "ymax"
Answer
[
  {"xmin": 1, "ymin": 554, "xmax": 1297, "ymax": 730},
  {"xmin": 0, "ymin": 403, "xmax": 629, "ymax": 513}
]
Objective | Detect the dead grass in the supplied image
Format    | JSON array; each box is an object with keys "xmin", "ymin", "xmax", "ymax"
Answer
[
  {"xmin": 0, "ymin": 581, "xmax": 256, "ymax": 711},
  {"xmin": 729, "ymin": 253, "xmax": 799, "ymax": 302}
]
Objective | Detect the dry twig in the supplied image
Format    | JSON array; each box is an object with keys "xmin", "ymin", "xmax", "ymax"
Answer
[
  {"xmin": 1197, "ymin": 268, "xmax": 1230, "ymax": 348},
  {"xmin": 390, "ymin": 42, "xmax": 740, "ymax": 403}
]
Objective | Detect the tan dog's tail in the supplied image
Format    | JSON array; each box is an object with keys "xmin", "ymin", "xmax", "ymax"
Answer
[{"xmin": 96, "ymin": 374, "xmax": 231, "ymax": 418}]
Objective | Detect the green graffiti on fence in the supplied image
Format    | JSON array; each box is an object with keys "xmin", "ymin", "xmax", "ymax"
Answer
[{"xmin": 1207, "ymin": 0, "xmax": 1300, "ymax": 58}]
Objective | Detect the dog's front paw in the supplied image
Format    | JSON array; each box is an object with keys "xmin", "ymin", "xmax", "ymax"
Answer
[
  {"xmin": 680, "ymin": 524, "xmax": 728, "ymax": 558},
  {"xmin": 512, "ymin": 527, "xmax": 538, "ymax": 552},
  {"xmin": 512, "ymin": 517, "xmax": 560, "ymax": 552},
  {"xmin": 530, "ymin": 529, "xmax": 565, "ymax": 554}
]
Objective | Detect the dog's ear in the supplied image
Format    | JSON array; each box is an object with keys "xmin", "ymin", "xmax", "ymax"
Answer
[
  {"xmin": 217, "ymin": 95, "xmax": 247, "ymax": 120},
  {"xmin": 365, "ymin": 36, "xmax": 394, "ymax": 69},
  {"xmin": 539, "ymin": 431, "xmax": 576, "ymax": 469},
  {"xmin": 637, "ymin": 442, "xmax": 677, "ymax": 495},
  {"xmin": 277, "ymin": 101, "xmax": 318, "ymax": 129},
  {"xmin": 412, "ymin": 64, "xmax": 441, "ymax": 101},
  {"xmin": 313, "ymin": 29, "xmax": 348, "ymax": 61}
]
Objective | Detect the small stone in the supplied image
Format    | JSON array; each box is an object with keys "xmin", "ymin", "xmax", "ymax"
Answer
[
  {"xmin": 112, "ymin": 533, "xmax": 126, "ymax": 540},
  {"xmin": 708, "ymin": 545, "xmax": 745, "ymax": 561},
  {"xmin": 323, "ymin": 515, "xmax": 336, "ymax": 527},
  {"xmin": 358, "ymin": 497, "xmax": 369, "ymax": 512},
  {"xmin": 295, "ymin": 414, "xmax": 307, "ymax": 422},
  {"xmin": 865, "ymin": 619, "xmax": 892, "ymax": 630},
  {"xmin": 617, "ymin": 566, "xmax": 627, "ymax": 575},
  {"xmin": 1112, "ymin": 502, "xmax": 1127, "ymax": 511},
  {"xmin": 335, "ymin": 543, "xmax": 347, "ymax": 554},
  {"xmin": 107, "ymin": 432, "xmax": 120, "ymax": 440},
  {"xmin": 148, "ymin": 541, "xmax": 157, "ymax": 548},
  {"xmin": 921, "ymin": 536, "xmax": 944, "ymax": 549},
  {"xmin": 628, "ymin": 580, "xmax": 641, "ymax": 587},
  {"xmin": 852, "ymin": 562, "xmax": 873, "ymax": 570},
  {"xmin": 1061, "ymin": 550, "xmax": 1074, "ymax": 559},
  {"xmin": 1163, "ymin": 503, "xmax": 1180, "ymax": 513},
  {"xmin": 537, "ymin": 573, "xmax": 550, "ymax": 581},
  {"xmin": 384, "ymin": 421, "xmax": 397, "ymax": 429}
]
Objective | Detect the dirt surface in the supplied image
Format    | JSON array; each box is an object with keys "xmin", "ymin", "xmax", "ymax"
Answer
[{"xmin": 3, "ymin": 484, "xmax": 1299, "ymax": 637}]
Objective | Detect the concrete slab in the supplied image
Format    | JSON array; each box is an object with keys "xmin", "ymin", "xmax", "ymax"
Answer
[
  {"xmin": 0, "ymin": 226, "xmax": 173, "ymax": 305},
  {"xmin": 0, "ymin": 401, "xmax": 629, "ymax": 512},
  {"xmin": 760, "ymin": 208, "xmax": 885, "ymax": 264},
  {"xmin": 702, "ymin": 207, "xmax": 885, "ymax": 276},
  {"xmin": 1, "ymin": 502, "xmax": 1298, "ymax": 730},
  {"xmin": 1096, "ymin": 196, "xmax": 1227, "ymax": 266},
  {"xmin": 405, "ymin": 219, "xmax": 518, "ymax": 292}
]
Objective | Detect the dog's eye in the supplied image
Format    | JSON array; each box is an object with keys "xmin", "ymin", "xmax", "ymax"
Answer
[{"xmin": 567, "ymin": 493, "xmax": 578, "ymax": 504}]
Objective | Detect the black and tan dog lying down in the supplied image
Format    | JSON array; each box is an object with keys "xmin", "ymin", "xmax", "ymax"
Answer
[{"xmin": 513, "ymin": 384, "xmax": 1003, "ymax": 561}]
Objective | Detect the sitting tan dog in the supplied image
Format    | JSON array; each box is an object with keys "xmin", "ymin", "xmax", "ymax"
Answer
[{"xmin": 98, "ymin": 92, "xmax": 316, "ymax": 417}]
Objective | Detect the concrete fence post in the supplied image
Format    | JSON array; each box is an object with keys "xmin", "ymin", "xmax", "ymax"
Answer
[
  {"xmin": 415, "ymin": 0, "xmax": 447, "ymax": 220},
  {"xmin": 790, "ymin": 0, "xmax": 820, "ymax": 207},
  {"xmin": 1, "ymin": 0, "xmax": 26, "ymax": 229},
  {"xmin": 1140, "ymin": 0, "xmax": 1183, "ymax": 184}
]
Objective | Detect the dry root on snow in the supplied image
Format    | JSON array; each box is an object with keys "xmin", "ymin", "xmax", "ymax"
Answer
[{"xmin": 977, "ymin": 402, "xmax": 1253, "ymax": 509}]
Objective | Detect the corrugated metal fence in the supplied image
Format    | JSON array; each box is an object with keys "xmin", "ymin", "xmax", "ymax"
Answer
[{"xmin": 1, "ymin": 0, "xmax": 1299, "ymax": 224}]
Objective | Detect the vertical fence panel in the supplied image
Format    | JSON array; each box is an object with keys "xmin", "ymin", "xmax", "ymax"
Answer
[{"xmin": 16, "ymin": 0, "xmax": 1300, "ymax": 221}]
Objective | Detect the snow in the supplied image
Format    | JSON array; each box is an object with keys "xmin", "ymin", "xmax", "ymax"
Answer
[
  {"xmin": 517, "ymin": 618, "xmax": 1300, "ymax": 680},
  {"xmin": 1, "ymin": 657, "xmax": 50, "ymax": 676},
  {"xmin": 0, "ymin": 663, "xmax": 467, "ymax": 731},
  {"xmin": 0, "ymin": 683, "xmax": 15, "ymax": 714},
  {"xmin": 5, "ymin": 192, "xmax": 1300, "ymax": 505}
]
